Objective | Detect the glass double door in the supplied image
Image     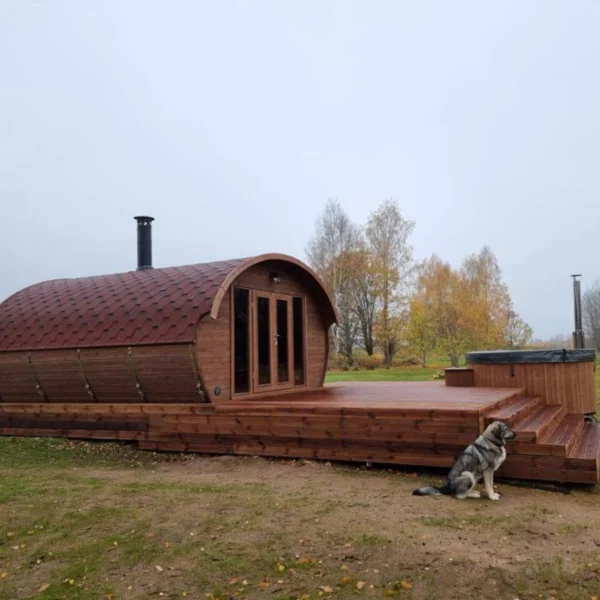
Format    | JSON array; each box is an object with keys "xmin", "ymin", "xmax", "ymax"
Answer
[
  {"xmin": 254, "ymin": 291, "xmax": 295, "ymax": 392},
  {"xmin": 233, "ymin": 287, "xmax": 305, "ymax": 396}
]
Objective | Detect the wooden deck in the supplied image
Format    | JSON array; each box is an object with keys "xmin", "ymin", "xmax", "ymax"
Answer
[{"xmin": 1, "ymin": 382, "xmax": 598, "ymax": 484}]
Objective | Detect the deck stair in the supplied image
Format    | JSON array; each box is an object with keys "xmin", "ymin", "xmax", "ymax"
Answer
[{"xmin": 484, "ymin": 394, "xmax": 600, "ymax": 484}]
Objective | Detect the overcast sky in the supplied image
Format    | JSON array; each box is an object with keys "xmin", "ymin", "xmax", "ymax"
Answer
[{"xmin": 1, "ymin": 1, "xmax": 598, "ymax": 340}]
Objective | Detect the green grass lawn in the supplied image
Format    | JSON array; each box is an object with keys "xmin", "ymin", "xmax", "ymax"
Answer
[{"xmin": 325, "ymin": 366, "xmax": 442, "ymax": 383}]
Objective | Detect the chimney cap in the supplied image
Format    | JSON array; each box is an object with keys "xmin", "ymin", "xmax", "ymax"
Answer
[{"xmin": 134, "ymin": 215, "xmax": 155, "ymax": 222}]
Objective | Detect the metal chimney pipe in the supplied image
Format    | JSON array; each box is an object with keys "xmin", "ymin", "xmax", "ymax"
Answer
[
  {"xmin": 571, "ymin": 274, "xmax": 585, "ymax": 349},
  {"xmin": 134, "ymin": 216, "xmax": 154, "ymax": 270}
]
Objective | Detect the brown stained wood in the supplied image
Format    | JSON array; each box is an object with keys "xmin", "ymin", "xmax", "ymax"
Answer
[
  {"xmin": 0, "ymin": 403, "xmax": 216, "ymax": 415},
  {"xmin": 149, "ymin": 417, "xmax": 480, "ymax": 436},
  {"xmin": 0, "ymin": 382, "xmax": 597, "ymax": 485},
  {"xmin": 484, "ymin": 396, "xmax": 544, "ymax": 427},
  {"xmin": 0, "ymin": 428, "xmax": 145, "ymax": 441},
  {"xmin": 0, "ymin": 416, "xmax": 146, "ymax": 431},
  {"xmin": 196, "ymin": 263, "xmax": 328, "ymax": 402},
  {"xmin": 512, "ymin": 405, "xmax": 565, "ymax": 443},
  {"xmin": 571, "ymin": 422, "xmax": 600, "ymax": 461},
  {"xmin": 0, "ymin": 344, "xmax": 202, "ymax": 404},
  {"xmin": 147, "ymin": 426, "xmax": 477, "ymax": 446},
  {"xmin": 543, "ymin": 415, "xmax": 585, "ymax": 456},
  {"xmin": 497, "ymin": 465, "xmax": 599, "ymax": 484},
  {"xmin": 444, "ymin": 368, "xmax": 474, "ymax": 387},
  {"xmin": 470, "ymin": 362, "xmax": 597, "ymax": 415}
]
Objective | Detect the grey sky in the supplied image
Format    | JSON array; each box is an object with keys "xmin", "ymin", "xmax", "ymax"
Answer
[{"xmin": 1, "ymin": 1, "xmax": 598, "ymax": 340}]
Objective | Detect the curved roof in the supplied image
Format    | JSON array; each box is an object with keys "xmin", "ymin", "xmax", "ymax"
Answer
[{"xmin": 0, "ymin": 253, "xmax": 337, "ymax": 352}]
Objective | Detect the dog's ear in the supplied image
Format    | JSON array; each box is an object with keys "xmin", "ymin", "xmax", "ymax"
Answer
[{"xmin": 490, "ymin": 421, "xmax": 505, "ymax": 442}]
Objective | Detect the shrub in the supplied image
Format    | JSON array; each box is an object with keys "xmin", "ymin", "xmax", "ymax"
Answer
[{"xmin": 362, "ymin": 354, "xmax": 384, "ymax": 370}]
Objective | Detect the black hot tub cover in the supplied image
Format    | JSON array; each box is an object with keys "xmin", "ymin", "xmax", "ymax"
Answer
[{"xmin": 465, "ymin": 349, "xmax": 596, "ymax": 364}]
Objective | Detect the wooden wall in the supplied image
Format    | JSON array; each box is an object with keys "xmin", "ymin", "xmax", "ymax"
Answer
[
  {"xmin": 0, "ymin": 344, "xmax": 204, "ymax": 404},
  {"xmin": 470, "ymin": 362, "xmax": 597, "ymax": 415},
  {"xmin": 196, "ymin": 262, "xmax": 329, "ymax": 402}
]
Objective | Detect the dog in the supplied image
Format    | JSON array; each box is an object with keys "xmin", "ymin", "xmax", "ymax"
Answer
[{"xmin": 412, "ymin": 421, "xmax": 517, "ymax": 500}]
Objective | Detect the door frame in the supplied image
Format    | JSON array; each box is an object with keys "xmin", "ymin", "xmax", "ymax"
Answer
[
  {"xmin": 230, "ymin": 286, "xmax": 307, "ymax": 399},
  {"xmin": 251, "ymin": 290, "xmax": 295, "ymax": 393}
]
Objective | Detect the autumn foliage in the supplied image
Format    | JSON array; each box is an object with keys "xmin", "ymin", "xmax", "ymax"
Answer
[{"xmin": 306, "ymin": 199, "xmax": 532, "ymax": 368}]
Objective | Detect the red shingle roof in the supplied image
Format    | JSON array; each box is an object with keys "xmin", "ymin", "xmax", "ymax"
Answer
[
  {"xmin": 0, "ymin": 254, "xmax": 337, "ymax": 353},
  {"xmin": 0, "ymin": 258, "xmax": 245, "ymax": 352}
]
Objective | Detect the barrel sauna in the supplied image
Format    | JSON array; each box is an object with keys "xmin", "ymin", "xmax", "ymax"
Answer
[
  {"xmin": 0, "ymin": 252, "xmax": 337, "ymax": 405},
  {"xmin": 466, "ymin": 349, "xmax": 597, "ymax": 415}
]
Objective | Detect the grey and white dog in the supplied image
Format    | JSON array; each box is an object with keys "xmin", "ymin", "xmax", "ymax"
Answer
[{"xmin": 412, "ymin": 421, "xmax": 517, "ymax": 500}]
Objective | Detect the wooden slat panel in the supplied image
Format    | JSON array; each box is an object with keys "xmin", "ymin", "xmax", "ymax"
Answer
[{"xmin": 471, "ymin": 362, "xmax": 596, "ymax": 414}]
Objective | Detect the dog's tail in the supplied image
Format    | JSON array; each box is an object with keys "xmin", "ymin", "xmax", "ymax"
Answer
[{"xmin": 412, "ymin": 485, "xmax": 450, "ymax": 496}]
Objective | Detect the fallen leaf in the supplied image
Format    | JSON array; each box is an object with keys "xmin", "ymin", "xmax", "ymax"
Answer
[
  {"xmin": 356, "ymin": 581, "xmax": 366, "ymax": 590},
  {"xmin": 278, "ymin": 564, "xmax": 286, "ymax": 572},
  {"xmin": 319, "ymin": 586, "xmax": 334, "ymax": 593},
  {"xmin": 155, "ymin": 565, "xmax": 164, "ymax": 573},
  {"xmin": 38, "ymin": 584, "xmax": 50, "ymax": 592},
  {"xmin": 400, "ymin": 580, "xmax": 413, "ymax": 590},
  {"xmin": 229, "ymin": 578, "xmax": 239, "ymax": 585},
  {"xmin": 258, "ymin": 582, "xmax": 270, "ymax": 589},
  {"xmin": 339, "ymin": 576, "xmax": 354, "ymax": 585},
  {"xmin": 6, "ymin": 533, "xmax": 15, "ymax": 538},
  {"xmin": 340, "ymin": 564, "xmax": 348, "ymax": 571}
]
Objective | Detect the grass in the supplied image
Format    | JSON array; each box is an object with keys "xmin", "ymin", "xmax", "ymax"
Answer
[{"xmin": 1, "ymin": 437, "xmax": 600, "ymax": 599}]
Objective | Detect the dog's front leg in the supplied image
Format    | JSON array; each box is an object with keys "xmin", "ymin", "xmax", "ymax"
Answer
[{"xmin": 483, "ymin": 470, "xmax": 499, "ymax": 500}]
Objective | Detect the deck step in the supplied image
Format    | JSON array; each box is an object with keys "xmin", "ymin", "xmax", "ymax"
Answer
[
  {"xmin": 566, "ymin": 422, "xmax": 600, "ymax": 471},
  {"xmin": 507, "ymin": 414, "xmax": 585, "ymax": 457},
  {"xmin": 485, "ymin": 396, "xmax": 543, "ymax": 427},
  {"xmin": 512, "ymin": 405, "xmax": 565, "ymax": 443},
  {"xmin": 543, "ymin": 414, "xmax": 585, "ymax": 454}
]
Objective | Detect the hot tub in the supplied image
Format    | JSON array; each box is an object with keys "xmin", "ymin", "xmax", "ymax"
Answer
[{"xmin": 465, "ymin": 349, "xmax": 597, "ymax": 415}]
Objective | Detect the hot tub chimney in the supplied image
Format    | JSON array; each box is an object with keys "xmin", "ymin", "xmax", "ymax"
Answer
[
  {"xmin": 134, "ymin": 216, "xmax": 154, "ymax": 270},
  {"xmin": 571, "ymin": 273, "xmax": 585, "ymax": 349}
]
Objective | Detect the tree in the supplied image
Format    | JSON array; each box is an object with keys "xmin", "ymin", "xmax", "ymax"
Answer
[
  {"xmin": 503, "ymin": 310, "xmax": 533, "ymax": 349},
  {"xmin": 583, "ymin": 280, "xmax": 600, "ymax": 350},
  {"xmin": 305, "ymin": 199, "xmax": 361, "ymax": 361},
  {"xmin": 460, "ymin": 246, "xmax": 512, "ymax": 349},
  {"xmin": 406, "ymin": 298, "xmax": 436, "ymax": 366},
  {"xmin": 339, "ymin": 245, "xmax": 378, "ymax": 356},
  {"xmin": 365, "ymin": 199, "xmax": 415, "ymax": 366}
]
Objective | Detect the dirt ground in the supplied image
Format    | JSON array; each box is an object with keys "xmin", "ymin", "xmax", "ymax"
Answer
[{"xmin": 1, "ymin": 440, "xmax": 600, "ymax": 600}]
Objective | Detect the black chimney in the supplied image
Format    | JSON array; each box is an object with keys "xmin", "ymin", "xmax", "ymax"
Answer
[{"xmin": 134, "ymin": 216, "xmax": 154, "ymax": 270}]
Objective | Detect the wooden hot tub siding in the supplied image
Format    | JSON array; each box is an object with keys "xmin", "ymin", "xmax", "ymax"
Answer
[{"xmin": 470, "ymin": 362, "xmax": 597, "ymax": 414}]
